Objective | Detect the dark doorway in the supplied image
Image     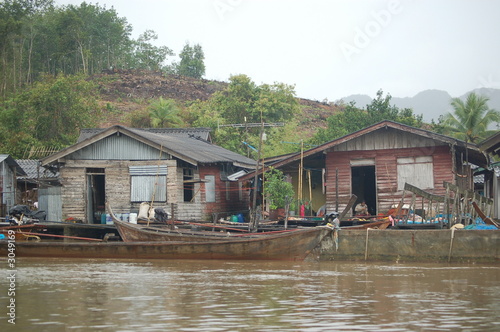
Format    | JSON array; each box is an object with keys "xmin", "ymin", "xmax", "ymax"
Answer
[
  {"xmin": 183, "ymin": 168, "xmax": 194, "ymax": 202},
  {"xmin": 351, "ymin": 166, "xmax": 377, "ymax": 215},
  {"xmin": 86, "ymin": 168, "xmax": 105, "ymax": 224}
]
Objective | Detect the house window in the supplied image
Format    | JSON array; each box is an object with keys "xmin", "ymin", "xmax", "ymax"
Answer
[
  {"xmin": 129, "ymin": 166, "xmax": 167, "ymax": 202},
  {"xmin": 397, "ymin": 156, "xmax": 434, "ymax": 190},
  {"xmin": 205, "ymin": 175, "xmax": 216, "ymax": 203}
]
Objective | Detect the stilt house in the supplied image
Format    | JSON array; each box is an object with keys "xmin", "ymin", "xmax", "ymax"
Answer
[
  {"xmin": 40, "ymin": 126, "xmax": 255, "ymax": 223},
  {"xmin": 245, "ymin": 121, "xmax": 489, "ymax": 217}
]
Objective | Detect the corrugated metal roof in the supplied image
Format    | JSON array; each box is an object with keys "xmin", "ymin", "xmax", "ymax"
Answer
[
  {"xmin": 43, "ymin": 126, "xmax": 256, "ymax": 169},
  {"xmin": 16, "ymin": 159, "xmax": 58, "ymax": 180},
  {"xmin": 78, "ymin": 127, "xmax": 212, "ymax": 143},
  {"xmin": 125, "ymin": 127, "xmax": 256, "ymax": 167},
  {"xmin": 239, "ymin": 120, "xmax": 489, "ymax": 181},
  {"xmin": 0, "ymin": 154, "xmax": 26, "ymax": 176}
]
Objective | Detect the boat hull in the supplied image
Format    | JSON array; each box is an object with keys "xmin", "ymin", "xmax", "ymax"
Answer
[
  {"xmin": 0, "ymin": 226, "xmax": 332, "ymax": 261},
  {"xmin": 114, "ymin": 218, "xmax": 261, "ymax": 242}
]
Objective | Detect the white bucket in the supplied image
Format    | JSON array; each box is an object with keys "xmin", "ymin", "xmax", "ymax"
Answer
[
  {"xmin": 105, "ymin": 214, "xmax": 113, "ymax": 225},
  {"xmin": 129, "ymin": 213, "xmax": 138, "ymax": 224},
  {"xmin": 121, "ymin": 213, "xmax": 129, "ymax": 222}
]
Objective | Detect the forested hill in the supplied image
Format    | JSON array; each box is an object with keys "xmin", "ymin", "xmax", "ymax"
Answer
[
  {"xmin": 93, "ymin": 69, "xmax": 339, "ymax": 133},
  {"xmin": 0, "ymin": 1, "xmax": 454, "ymax": 159}
]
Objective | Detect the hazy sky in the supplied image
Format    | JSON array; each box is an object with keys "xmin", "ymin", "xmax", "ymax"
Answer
[{"xmin": 55, "ymin": 0, "xmax": 500, "ymax": 102}]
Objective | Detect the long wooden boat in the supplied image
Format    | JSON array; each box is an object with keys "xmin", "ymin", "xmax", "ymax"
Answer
[
  {"xmin": 110, "ymin": 209, "xmax": 292, "ymax": 242},
  {"xmin": 113, "ymin": 217, "xmax": 257, "ymax": 242},
  {"xmin": 0, "ymin": 226, "xmax": 333, "ymax": 261}
]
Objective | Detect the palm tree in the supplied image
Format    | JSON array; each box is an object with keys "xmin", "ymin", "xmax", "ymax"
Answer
[
  {"xmin": 442, "ymin": 92, "xmax": 500, "ymax": 143},
  {"xmin": 149, "ymin": 97, "xmax": 184, "ymax": 128}
]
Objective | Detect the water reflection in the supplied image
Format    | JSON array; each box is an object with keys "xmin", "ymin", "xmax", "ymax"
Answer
[{"xmin": 0, "ymin": 258, "xmax": 498, "ymax": 331}]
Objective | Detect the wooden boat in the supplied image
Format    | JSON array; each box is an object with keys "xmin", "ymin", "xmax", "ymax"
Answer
[
  {"xmin": 0, "ymin": 226, "xmax": 333, "ymax": 261},
  {"xmin": 113, "ymin": 216, "xmax": 266, "ymax": 242},
  {"xmin": 341, "ymin": 219, "xmax": 391, "ymax": 230},
  {"xmin": 0, "ymin": 224, "xmax": 45, "ymax": 241},
  {"xmin": 109, "ymin": 206, "xmax": 292, "ymax": 242}
]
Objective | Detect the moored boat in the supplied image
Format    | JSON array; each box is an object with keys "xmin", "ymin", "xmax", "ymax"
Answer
[
  {"xmin": 113, "ymin": 216, "xmax": 263, "ymax": 242},
  {"xmin": 341, "ymin": 218, "xmax": 392, "ymax": 230},
  {"xmin": 108, "ymin": 204, "xmax": 294, "ymax": 242},
  {"xmin": 0, "ymin": 226, "xmax": 333, "ymax": 261}
]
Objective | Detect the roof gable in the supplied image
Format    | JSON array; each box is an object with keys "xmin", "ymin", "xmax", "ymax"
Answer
[
  {"xmin": 479, "ymin": 131, "xmax": 500, "ymax": 158},
  {"xmin": 263, "ymin": 121, "xmax": 488, "ymax": 171},
  {"xmin": 42, "ymin": 125, "xmax": 255, "ymax": 168},
  {"xmin": 0, "ymin": 154, "xmax": 26, "ymax": 176},
  {"xmin": 77, "ymin": 127, "xmax": 212, "ymax": 143}
]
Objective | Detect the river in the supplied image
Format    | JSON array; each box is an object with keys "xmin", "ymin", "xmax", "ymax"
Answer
[{"xmin": 1, "ymin": 258, "xmax": 499, "ymax": 331}]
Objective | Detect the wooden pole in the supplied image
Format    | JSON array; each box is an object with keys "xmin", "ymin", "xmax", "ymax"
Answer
[
  {"xmin": 308, "ymin": 169, "xmax": 312, "ymax": 215},
  {"xmin": 250, "ymin": 118, "xmax": 265, "ymax": 232},
  {"xmin": 148, "ymin": 146, "xmax": 163, "ymax": 226}
]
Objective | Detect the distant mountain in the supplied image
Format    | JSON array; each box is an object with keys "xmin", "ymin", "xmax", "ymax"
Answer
[{"xmin": 339, "ymin": 88, "xmax": 500, "ymax": 123}]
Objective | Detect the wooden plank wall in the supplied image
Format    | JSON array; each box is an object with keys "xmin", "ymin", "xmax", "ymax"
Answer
[
  {"xmin": 325, "ymin": 145, "xmax": 454, "ymax": 216},
  {"xmin": 60, "ymin": 159, "xmax": 177, "ymax": 222}
]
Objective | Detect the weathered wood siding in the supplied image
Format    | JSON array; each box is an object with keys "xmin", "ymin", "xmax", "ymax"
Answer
[
  {"xmin": 325, "ymin": 145, "xmax": 454, "ymax": 215},
  {"xmin": 59, "ymin": 159, "xmax": 249, "ymax": 222},
  {"xmin": 60, "ymin": 159, "xmax": 176, "ymax": 222}
]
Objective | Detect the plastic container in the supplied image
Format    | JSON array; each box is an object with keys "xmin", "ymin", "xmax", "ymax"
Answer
[
  {"xmin": 231, "ymin": 215, "xmax": 238, "ymax": 222},
  {"xmin": 105, "ymin": 214, "xmax": 113, "ymax": 225},
  {"xmin": 129, "ymin": 213, "xmax": 138, "ymax": 224},
  {"xmin": 121, "ymin": 213, "xmax": 129, "ymax": 222},
  {"xmin": 237, "ymin": 213, "xmax": 244, "ymax": 223}
]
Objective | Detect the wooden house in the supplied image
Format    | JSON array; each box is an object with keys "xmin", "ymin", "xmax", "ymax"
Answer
[
  {"xmin": 40, "ymin": 126, "xmax": 256, "ymax": 223},
  {"xmin": 0, "ymin": 155, "xmax": 26, "ymax": 216},
  {"xmin": 244, "ymin": 121, "xmax": 489, "ymax": 217},
  {"xmin": 478, "ymin": 131, "xmax": 500, "ymax": 218},
  {"xmin": 16, "ymin": 159, "xmax": 60, "ymax": 221}
]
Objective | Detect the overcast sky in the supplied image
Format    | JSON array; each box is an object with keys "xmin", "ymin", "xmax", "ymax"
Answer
[{"xmin": 55, "ymin": 0, "xmax": 500, "ymax": 102}]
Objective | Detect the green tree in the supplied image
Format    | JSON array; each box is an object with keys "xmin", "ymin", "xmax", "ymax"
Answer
[
  {"xmin": 439, "ymin": 92, "xmax": 500, "ymax": 143},
  {"xmin": 0, "ymin": 74, "xmax": 101, "ymax": 156},
  {"xmin": 177, "ymin": 43, "xmax": 205, "ymax": 78},
  {"xmin": 311, "ymin": 90, "xmax": 423, "ymax": 145},
  {"xmin": 190, "ymin": 74, "xmax": 300, "ymax": 157},
  {"xmin": 149, "ymin": 97, "xmax": 184, "ymax": 128},
  {"xmin": 130, "ymin": 30, "xmax": 173, "ymax": 71},
  {"xmin": 263, "ymin": 167, "xmax": 295, "ymax": 209}
]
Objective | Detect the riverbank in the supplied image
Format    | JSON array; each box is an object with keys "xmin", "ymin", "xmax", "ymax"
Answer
[{"xmin": 319, "ymin": 229, "xmax": 500, "ymax": 263}]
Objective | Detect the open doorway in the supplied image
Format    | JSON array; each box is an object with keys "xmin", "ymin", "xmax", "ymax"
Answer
[
  {"xmin": 86, "ymin": 168, "xmax": 105, "ymax": 224},
  {"xmin": 351, "ymin": 165, "xmax": 377, "ymax": 215}
]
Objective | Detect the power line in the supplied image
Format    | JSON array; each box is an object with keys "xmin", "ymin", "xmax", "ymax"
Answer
[{"xmin": 218, "ymin": 122, "xmax": 284, "ymax": 129}]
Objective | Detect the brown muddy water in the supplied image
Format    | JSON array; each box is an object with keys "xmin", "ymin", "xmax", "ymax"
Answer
[{"xmin": 1, "ymin": 258, "xmax": 499, "ymax": 331}]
